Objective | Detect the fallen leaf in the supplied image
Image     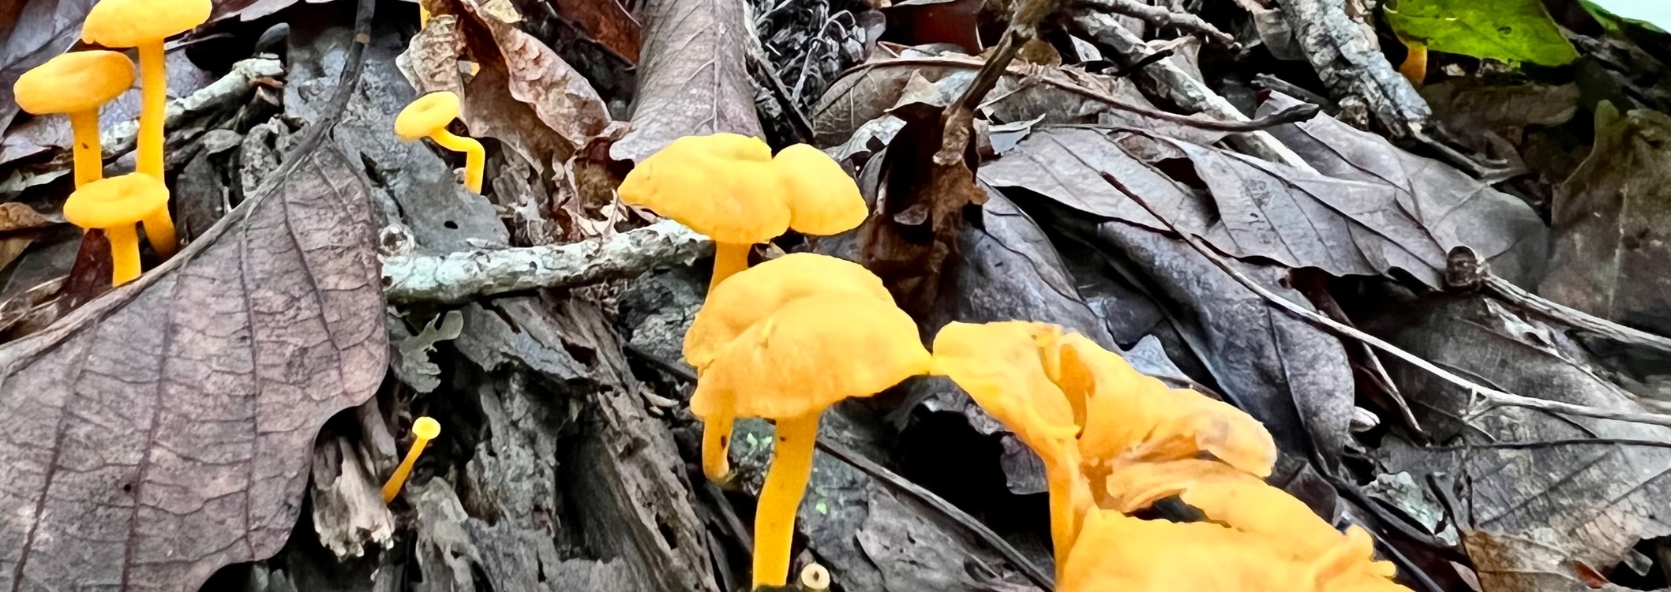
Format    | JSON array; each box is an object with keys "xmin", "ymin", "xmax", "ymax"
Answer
[
  {"xmin": 552, "ymin": 0, "xmax": 642, "ymax": 63},
  {"xmin": 609, "ymin": 0, "xmax": 761, "ymax": 162},
  {"xmin": 1580, "ymin": 0, "xmax": 1671, "ymax": 33},
  {"xmin": 0, "ymin": 141, "xmax": 385, "ymax": 592},
  {"xmin": 0, "ymin": 0, "xmax": 98, "ymax": 136},
  {"xmin": 0, "ymin": 203, "xmax": 52, "ymax": 233},
  {"xmin": 1465, "ymin": 531, "xmax": 1638, "ymax": 592},
  {"xmin": 1539, "ymin": 103, "xmax": 1671, "ymax": 337},
  {"xmin": 454, "ymin": 0, "xmax": 611, "ymax": 151},
  {"xmin": 1367, "ymin": 292, "xmax": 1671, "ymax": 586},
  {"xmin": 1383, "ymin": 0, "xmax": 1577, "ymax": 66}
]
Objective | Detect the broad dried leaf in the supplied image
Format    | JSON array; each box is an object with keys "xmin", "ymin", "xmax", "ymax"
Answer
[
  {"xmin": 1257, "ymin": 92, "xmax": 1548, "ymax": 286},
  {"xmin": 609, "ymin": 0, "xmax": 760, "ymax": 162},
  {"xmin": 1539, "ymin": 103, "xmax": 1671, "ymax": 336},
  {"xmin": 0, "ymin": 0, "xmax": 97, "ymax": 135},
  {"xmin": 552, "ymin": 0, "xmax": 641, "ymax": 63},
  {"xmin": 1464, "ymin": 531, "xmax": 1637, "ymax": 592},
  {"xmin": 455, "ymin": 0, "xmax": 610, "ymax": 151},
  {"xmin": 1369, "ymin": 294, "xmax": 1671, "ymax": 583},
  {"xmin": 0, "ymin": 203, "xmax": 51, "ymax": 233},
  {"xmin": 0, "ymin": 145, "xmax": 385, "ymax": 592}
]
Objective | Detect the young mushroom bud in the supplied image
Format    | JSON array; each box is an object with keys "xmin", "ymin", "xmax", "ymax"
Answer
[
  {"xmin": 13, "ymin": 51, "xmax": 134, "ymax": 188},
  {"xmin": 62, "ymin": 173, "xmax": 170, "ymax": 286},
  {"xmin": 395, "ymin": 91, "xmax": 485, "ymax": 193},
  {"xmin": 81, "ymin": 0, "xmax": 211, "ymax": 184},
  {"xmin": 382, "ymin": 416, "xmax": 442, "ymax": 503}
]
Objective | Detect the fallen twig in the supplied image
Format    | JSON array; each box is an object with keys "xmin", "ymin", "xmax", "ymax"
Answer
[
  {"xmin": 1099, "ymin": 169, "xmax": 1671, "ymax": 430},
  {"xmin": 1444, "ymin": 246, "xmax": 1671, "ymax": 355},
  {"xmin": 1076, "ymin": 0, "xmax": 1235, "ymax": 45},
  {"xmin": 1067, "ymin": 13, "xmax": 1318, "ymax": 173},
  {"xmin": 381, "ymin": 220, "xmax": 712, "ymax": 303},
  {"xmin": 746, "ymin": 50, "xmax": 818, "ymax": 144}
]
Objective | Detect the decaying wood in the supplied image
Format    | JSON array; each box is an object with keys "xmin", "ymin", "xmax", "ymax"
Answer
[
  {"xmin": 381, "ymin": 219, "xmax": 713, "ymax": 303},
  {"xmin": 1067, "ymin": 12, "xmax": 1317, "ymax": 172},
  {"xmin": 1076, "ymin": 0, "xmax": 1234, "ymax": 45},
  {"xmin": 309, "ymin": 436, "xmax": 395, "ymax": 560}
]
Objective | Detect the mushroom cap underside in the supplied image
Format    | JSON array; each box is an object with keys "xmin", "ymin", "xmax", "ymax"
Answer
[
  {"xmin": 931, "ymin": 320, "xmax": 1081, "ymax": 449},
  {"xmin": 690, "ymin": 295, "xmax": 931, "ymax": 420},
  {"xmin": 683, "ymin": 252, "xmax": 894, "ymax": 370},
  {"xmin": 82, "ymin": 0, "xmax": 212, "ymax": 48},
  {"xmin": 14, "ymin": 51, "xmax": 134, "ymax": 114},
  {"xmin": 63, "ymin": 173, "xmax": 169, "ymax": 229}
]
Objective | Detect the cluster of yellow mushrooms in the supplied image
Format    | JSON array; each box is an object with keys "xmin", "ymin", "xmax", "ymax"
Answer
[
  {"xmin": 12, "ymin": 0, "xmax": 207, "ymax": 285},
  {"xmin": 617, "ymin": 132, "xmax": 1418, "ymax": 592}
]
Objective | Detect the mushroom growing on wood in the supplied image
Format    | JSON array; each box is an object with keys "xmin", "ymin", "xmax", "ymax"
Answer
[
  {"xmin": 81, "ymin": 0, "xmax": 211, "ymax": 184},
  {"xmin": 13, "ymin": 51, "xmax": 134, "ymax": 188},
  {"xmin": 62, "ymin": 173, "xmax": 170, "ymax": 286},
  {"xmin": 617, "ymin": 133, "xmax": 867, "ymax": 293},
  {"xmin": 930, "ymin": 321, "xmax": 1090, "ymax": 572},
  {"xmin": 382, "ymin": 416, "xmax": 442, "ymax": 503},
  {"xmin": 682, "ymin": 253, "xmax": 894, "ymax": 483},
  {"xmin": 396, "ymin": 91, "xmax": 486, "ymax": 193},
  {"xmin": 692, "ymin": 293, "xmax": 930, "ymax": 588}
]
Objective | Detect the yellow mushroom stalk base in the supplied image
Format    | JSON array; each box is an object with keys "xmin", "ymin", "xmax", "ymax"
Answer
[
  {"xmin": 105, "ymin": 225, "xmax": 143, "ymax": 286},
  {"xmin": 136, "ymin": 42, "xmax": 168, "ymax": 180},
  {"xmin": 143, "ymin": 206, "xmax": 177, "ymax": 257},
  {"xmin": 709, "ymin": 242, "xmax": 751, "ymax": 292},
  {"xmin": 701, "ymin": 411, "xmax": 735, "ymax": 483},
  {"xmin": 752, "ymin": 412, "xmax": 820, "ymax": 589}
]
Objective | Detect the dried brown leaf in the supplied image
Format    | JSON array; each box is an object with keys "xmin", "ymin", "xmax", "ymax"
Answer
[
  {"xmin": 0, "ymin": 145, "xmax": 385, "ymax": 592},
  {"xmin": 609, "ymin": 0, "xmax": 761, "ymax": 162},
  {"xmin": 1539, "ymin": 103, "xmax": 1671, "ymax": 336},
  {"xmin": 456, "ymin": 0, "xmax": 610, "ymax": 151},
  {"xmin": 0, "ymin": 203, "xmax": 51, "ymax": 233},
  {"xmin": 877, "ymin": 0, "xmax": 983, "ymax": 54},
  {"xmin": 552, "ymin": 0, "xmax": 642, "ymax": 63}
]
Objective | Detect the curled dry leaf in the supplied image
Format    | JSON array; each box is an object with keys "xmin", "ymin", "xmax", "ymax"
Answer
[
  {"xmin": 0, "ymin": 144, "xmax": 385, "ymax": 590},
  {"xmin": 608, "ymin": 0, "xmax": 762, "ymax": 162},
  {"xmin": 551, "ymin": 0, "xmax": 642, "ymax": 63},
  {"xmin": 453, "ymin": 0, "xmax": 610, "ymax": 151}
]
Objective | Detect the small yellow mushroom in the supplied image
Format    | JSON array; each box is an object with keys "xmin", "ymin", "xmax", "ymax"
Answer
[
  {"xmin": 396, "ymin": 91, "xmax": 485, "ymax": 193},
  {"xmin": 62, "ymin": 173, "xmax": 170, "ymax": 286},
  {"xmin": 692, "ymin": 293, "xmax": 930, "ymax": 588},
  {"xmin": 382, "ymin": 416, "xmax": 442, "ymax": 503},
  {"xmin": 13, "ymin": 51, "xmax": 134, "ymax": 188},
  {"xmin": 81, "ymin": 0, "xmax": 211, "ymax": 184}
]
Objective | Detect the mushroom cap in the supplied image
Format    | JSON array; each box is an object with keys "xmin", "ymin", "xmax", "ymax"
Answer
[
  {"xmin": 618, "ymin": 133, "xmax": 791, "ymax": 246},
  {"xmin": 1059, "ymin": 509, "xmax": 1317, "ymax": 592},
  {"xmin": 14, "ymin": 51, "xmax": 135, "ymax": 115},
  {"xmin": 63, "ymin": 173, "xmax": 169, "ymax": 230},
  {"xmin": 82, "ymin": 0, "xmax": 211, "ymax": 48},
  {"xmin": 930, "ymin": 321, "xmax": 1080, "ymax": 451},
  {"xmin": 690, "ymin": 294, "xmax": 931, "ymax": 420},
  {"xmin": 1063, "ymin": 334, "xmax": 1277, "ymax": 477},
  {"xmin": 773, "ymin": 144, "xmax": 868, "ymax": 236},
  {"xmin": 395, "ymin": 91, "xmax": 463, "ymax": 141},
  {"xmin": 412, "ymin": 417, "xmax": 442, "ymax": 440},
  {"xmin": 683, "ymin": 253, "xmax": 894, "ymax": 371}
]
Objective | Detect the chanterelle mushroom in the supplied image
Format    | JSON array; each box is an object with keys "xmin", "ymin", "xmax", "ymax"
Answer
[
  {"xmin": 62, "ymin": 173, "xmax": 170, "ymax": 286},
  {"xmin": 617, "ymin": 133, "xmax": 867, "ymax": 292},
  {"xmin": 81, "ymin": 0, "xmax": 211, "ymax": 183},
  {"xmin": 396, "ymin": 91, "xmax": 486, "ymax": 193},
  {"xmin": 693, "ymin": 292, "xmax": 929, "ymax": 588},
  {"xmin": 13, "ymin": 50, "xmax": 133, "ymax": 188},
  {"xmin": 683, "ymin": 253, "xmax": 894, "ymax": 483}
]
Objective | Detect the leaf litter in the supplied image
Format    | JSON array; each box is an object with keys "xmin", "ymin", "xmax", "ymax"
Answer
[{"xmin": 1, "ymin": 0, "xmax": 1671, "ymax": 590}]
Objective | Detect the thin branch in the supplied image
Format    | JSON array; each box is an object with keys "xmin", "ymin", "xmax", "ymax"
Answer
[
  {"xmin": 1076, "ymin": 0, "xmax": 1235, "ymax": 45},
  {"xmin": 1098, "ymin": 170, "xmax": 1671, "ymax": 430},
  {"xmin": 382, "ymin": 220, "xmax": 712, "ymax": 304},
  {"xmin": 1427, "ymin": 437, "xmax": 1671, "ymax": 451},
  {"xmin": 1443, "ymin": 247, "xmax": 1671, "ymax": 355}
]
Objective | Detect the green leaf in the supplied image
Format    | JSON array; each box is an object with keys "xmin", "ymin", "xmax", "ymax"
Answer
[
  {"xmin": 1385, "ymin": 0, "xmax": 1579, "ymax": 66},
  {"xmin": 1580, "ymin": 0, "xmax": 1671, "ymax": 33}
]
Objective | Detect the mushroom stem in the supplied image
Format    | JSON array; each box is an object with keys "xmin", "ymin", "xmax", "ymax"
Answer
[
  {"xmin": 753, "ymin": 411, "xmax": 820, "ymax": 589},
  {"xmin": 1399, "ymin": 42, "xmax": 1427, "ymax": 86},
  {"xmin": 142, "ymin": 206, "xmax": 178, "ymax": 258},
  {"xmin": 710, "ymin": 242, "xmax": 750, "ymax": 292},
  {"xmin": 136, "ymin": 41, "xmax": 168, "ymax": 180},
  {"xmin": 701, "ymin": 411, "xmax": 735, "ymax": 483},
  {"xmin": 67, "ymin": 111, "xmax": 103, "ymax": 187},
  {"xmin": 429, "ymin": 129, "xmax": 485, "ymax": 194},
  {"xmin": 1045, "ymin": 450, "xmax": 1083, "ymax": 576},
  {"xmin": 105, "ymin": 224, "xmax": 142, "ymax": 286}
]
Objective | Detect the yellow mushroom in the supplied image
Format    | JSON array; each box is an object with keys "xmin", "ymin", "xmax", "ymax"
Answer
[
  {"xmin": 1059, "ymin": 508, "xmax": 1316, "ymax": 592},
  {"xmin": 62, "ymin": 173, "xmax": 170, "ymax": 286},
  {"xmin": 692, "ymin": 293, "xmax": 930, "ymax": 588},
  {"xmin": 13, "ymin": 51, "xmax": 134, "ymax": 188},
  {"xmin": 617, "ymin": 134, "xmax": 867, "ymax": 292},
  {"xmin": 382, "ymin": 416, "xmax": 442, "ymax": 503},
  {"xmin": 682, "ymin": 253, "xmax": 894, "ymax": 483},
  {"xmin": 81, "ymin": 0, "xmax": 211, "ymax": 183},
  {"xmin": 930, "ymin": 321, "xmax": 1090, "ymax": 573},
  {"xmin": 396, "ymin": 91, "xmax": 485, "ymax": 193}
]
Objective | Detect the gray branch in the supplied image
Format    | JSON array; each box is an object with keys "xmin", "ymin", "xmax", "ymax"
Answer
[
  {"xmin": 1077, "ymin": 0, "xmax": 1235, "ymax": 45},
  {"xmin": 382, "ymin": 220, "xmax": 713, "ymax": 304}
]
